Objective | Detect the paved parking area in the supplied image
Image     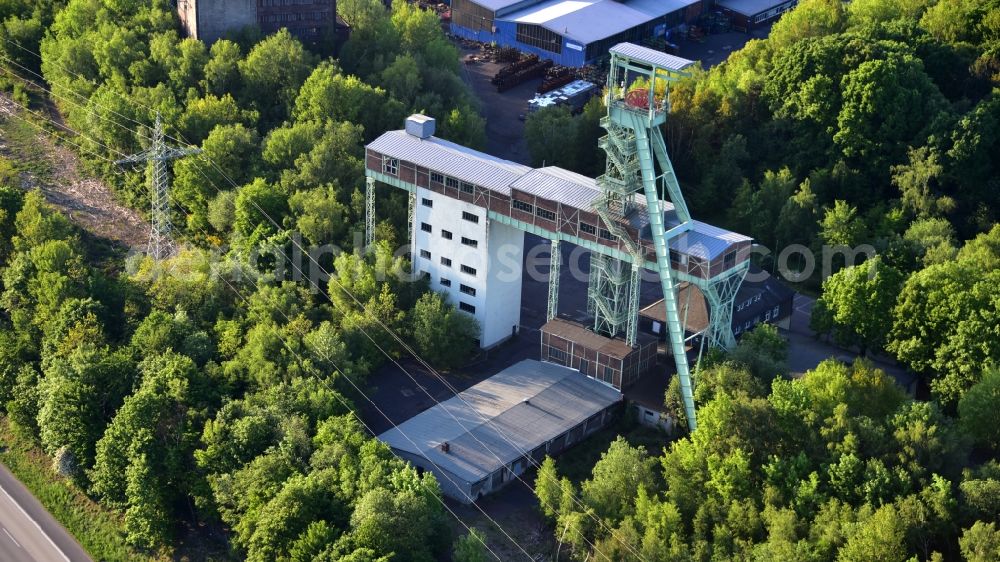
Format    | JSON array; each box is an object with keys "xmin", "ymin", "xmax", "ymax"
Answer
[{"xmin": 678, "ymin": 22, "xmax": 774, "ymax": 68}]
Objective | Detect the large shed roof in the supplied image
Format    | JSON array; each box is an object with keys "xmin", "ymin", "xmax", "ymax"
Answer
[
  {"xmin": 499, "ymin": 0, "xmax": 699, "ymax": 46},
  {"xmin": 378, "ymin": 359, "xmax": 621, "ymax": 484}
]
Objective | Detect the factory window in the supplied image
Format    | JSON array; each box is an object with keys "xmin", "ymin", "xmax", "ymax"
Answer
[
  {"xmin": 670, "ymin": 249, "xmax": 688, "ymax": 266},
  {"xmin": 535, "ymin": 207, "xmax": 556, "ymax": 221},
  {"xmin": 445, "ymin": 177, "xmax": 459, "ymax": 189},
  {"xmin": 549, "ymin": 348, "xmax": 567, "ymax": 363},
  {"xmin": 381, "ymin": 156, "xmax": 398, "ymax": 176},
  {"xmin": 461, "ymin": 237, "xmax": 478, "ymax": 248},
  {"xmin": 773, "ymin": 305, "xmax": 780, "ymax": 318},
  {"xmin": 513, "ymin": 200, "xmax": 533, "ymax": 213},
  {"xmin": 580, "ymin": 222, "xmax": 597, "ymax": 235},
  {"xmin": 764, "ymin": 309, "xmax": 772, "ymax": 322},
  {"xmin": 603, "ymin": 366, "xmax": 614, "ymax": 383},
  {"xmin": 516, "ymin": 23, "xmax": 563, "ymax": 54},
  {"xmin": 440, "ymin": 277, "xmax": 451, "ymax": 287},
  {"xmin": 461, "ymin": 264, "xmax": 477, "ymax": 276},
  {"xmin": 431, "ymin": 172, "xmax": 444, "ymax": 184},
  {"xmin": 462, "ymin": 211, "xmax": 479, "ymax": 224},
  {"xmin": 599, "ymin": 228, "xmax": 615, "ymax": 241},
  {"xmin": 441, "ymin": 257, "xmax": 452, "ymax": 267},
  {"xmin": 420, "ymin": 249, "xmax": 431, "ymax": 259},
  {"xmin": 723, "ymin": 250, "xmax": 736, "ymax": 270},
  {"xmin": 460, "ymin": 284, "xmax": 476, "ymax": 297},
  {"xmin": 461, "ymin": 182, "xmax": 475, "ymax": 194},
  {"xmin": 421, "ymin": 222, "xmax": 432, "ymax": 233},
  {"xmin": 421, "ymin": 197, "xmax": 433, "ymax": 207},
  {"xmin": 459, "ymin": 302, "xmax": 476, "ymax": 314},
  {"xmin": 451, "ymin": 0, "xmax": 494, "ymax": 33},
  {"xmin": 442, "ymin": 229, "xmax": 453, "ymax": 240}
]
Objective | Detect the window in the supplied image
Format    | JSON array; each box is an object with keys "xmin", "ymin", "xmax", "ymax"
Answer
[
  {"xmin": 513, "ymin": 200, "xmax": 533, "ymax": 213},
  {"xmin": 764, "ymin": 309, "xmax": 772, "ymax": 321},
  {"xmin": 580, "ymin": 222, "xmax": 597, "ymax": 235},
  {"xmin": 441, "ymin": 257, "xmax": 452, "ymax": 267},
  {"xmin": 773, "ymin": 305, "xmax": 780, "ymax": 318},
  {"xmin": 381, "ymin": 156, "xmax": 398, "ymax": 175},
  {"xmin": 460, "ymin": 182, "xmax": 475, "ymax": 194},
  {"xmin": 603, "ymin": 366, "xmax": 614, "ymax": 383},
  {"xmin": 579, "ymin": 359, "xmax": 589, "ymax": 375},
  {"xmin": 421, "ymin": 222, "xmax": 432, "ymax": 233},
  {"xmin": 419, "ymin": 249, "xmax": 431, "ymax": 259},
  {"xmin": 515, "ymin": 23, "xmax": 563, "ymax": 54},
  {"xmin": 460, "ymin": 284, "xmax": 476, "ymax": 296},
  {"xmin": 441, "ymin": 229, "xmax": 453, "ymax": 240},
  {"xmin": 430, "ymin": 172, "xmax": 444, "ymax": 184},
  {"xmin": 445, "ymin": 177, "xmax": 459, "ymax": 189},
  {"xmin": 440, "ymin": 277, "xmax": 451, "ymax": 287},
  {"xmin": 536, "ymin": 207, "xmax": 556, "ymax": 221},
  {"xmin": 599, "ymin": 228, "xmax": 615, "ymax": 241},
  {"xmin": 459, "ymin": 302, "xmax": 476, "ymax": 314},
  {"xmin": 723, "ymin": 250, "xmax": 736, "ymax": 269},
  {"xmin": 461, "ymin": 237, "xmax": 478, "ymax": 248},
  {"xmin": 550, "ymin": 348, "xmax": 567, "ymax": 363},
  {"xmin": 462, "ymin": 211, "xmax": 479, "ymax": 224},
  {"xmin": 461, "ymin": 264, "xmax": 477, "ymax": 276}
]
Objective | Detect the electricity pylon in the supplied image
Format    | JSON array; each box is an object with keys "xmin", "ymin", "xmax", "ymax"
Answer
[{"xmin": 115, "ymin": 113, "xmax": 201, "ymax": 260}]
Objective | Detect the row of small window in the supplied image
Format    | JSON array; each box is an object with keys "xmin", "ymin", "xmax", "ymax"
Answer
[
  {"xmin": 735, "ymin": 293, "xmax": 763, "ymax": 312},
  {"xmin": 260, "ymin": 12, "xmax": 329, "ymax": 23},
  {"xmin": 419, "ymin": 250, "xmax": 478, "ymax": 276},
  {"xmin": 436, "ymin": 277, "xmax": 477, "ymax": 297},
  {"xmin": 260, "ymin": 0, "xmax": 324, "ymax": 5},
  {"xmin": 430, "ymin": 172, "xmax": 476, "ymax": 195},
  {"xmin": 419, "ymin": 198, "xmax": 482, "ymax": 226},
  {"xmin": 512, "ymin": 200, "xmax": 555, "ymax": 221},
  {"xmin": 733, "ymin": 306, "xmax": 781, "ymax": 335},
  {"xmin": 512, "ymin": 200, "xmax": 616, "ymax": 239},
  {"xmin": 421, "ymin": 223, "xmax": 477, "ymax": 248}
]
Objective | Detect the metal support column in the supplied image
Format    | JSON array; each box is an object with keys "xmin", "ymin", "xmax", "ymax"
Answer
[
  {"xmin": 407, "ymin": 191, "xmax": 416, "ymax": 261},
  {"xmin": 365, "ymin": 176, "xmax": 375, "ymax": 249},
  {"xmin": 625, "ymin": 262, "xmax": 641, "ymax": 347},
  {"xmin": 700, "ymin": 264, "xmax": 748, "ymax": 350},
  {"xmin": 547, "ymin": 239, "xmax": 561, "ymax": 321}
]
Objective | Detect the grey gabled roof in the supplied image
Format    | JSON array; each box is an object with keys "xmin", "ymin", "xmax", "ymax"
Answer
[
  {"xmin": 368, "ymin": 130, "xmax": 531, "ymax": 194},
  {"xmin": 610, "ymin": 42, "xmax": 697, "ymax": 72},
  {"xmin": 378, "ymin": 359, "xmax": 621, "ymax": 484}
]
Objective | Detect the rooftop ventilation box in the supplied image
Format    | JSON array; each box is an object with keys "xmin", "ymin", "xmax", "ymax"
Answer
[{"xmin": 405, "ymin": 114, "xmax": 436, "ymax": 139}]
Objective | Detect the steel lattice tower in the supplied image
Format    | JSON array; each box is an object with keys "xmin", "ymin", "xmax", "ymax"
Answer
[
  {"xmin": 589, "ymin": 45, "xmax": 748, "ymax": 430},
  {"xmin": 115, "ymin": 113, "xmax": 201, "ymax": 260}
]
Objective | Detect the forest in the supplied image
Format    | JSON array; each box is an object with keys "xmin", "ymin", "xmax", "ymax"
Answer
[
  {"xmin": 0, "ymin": 0, "xmax": 994, "ymax": 560},
  {"xmin": 528, "ymin": 0, "xmax": 1000, "ymax": 560}
]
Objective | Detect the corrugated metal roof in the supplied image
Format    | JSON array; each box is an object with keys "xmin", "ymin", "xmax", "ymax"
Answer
[
  {"xmin": 508, "ymin": 0, "xmax": 653, "ymax": 45},
  {"xmin": 368, "ymin": 130, "xmax": 531, "ymax": 194},
  {"xmin": 378, "ymin": 359, "xmax": 621, "ymax": 483},
  {"xmin": 610, "ymin": 42, "xmax": 697, "ymax": 72},
  {"xmin": 668, "ymin": 220, "xmax": 752, "ymax": 260},
  {"xmin": 511, "ymin": 167, "xmax": 600, "ymax": 209}
]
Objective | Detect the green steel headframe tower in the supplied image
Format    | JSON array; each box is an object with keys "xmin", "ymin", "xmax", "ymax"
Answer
[{"xmin": 590, "ymin": 44, "xmax": 748, "ymax": 430}]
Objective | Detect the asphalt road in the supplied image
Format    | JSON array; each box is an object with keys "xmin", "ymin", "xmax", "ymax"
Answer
[{"xmin": 0, "ymin": 463, "xmax": 90, "ymax": 562}]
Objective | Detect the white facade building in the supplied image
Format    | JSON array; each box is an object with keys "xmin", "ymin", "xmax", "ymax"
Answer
[{"xmin": 411, "ymin": 185, "xmax": 525, "ymax": 348}]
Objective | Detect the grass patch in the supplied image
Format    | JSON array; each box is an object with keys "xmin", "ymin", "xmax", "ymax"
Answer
[
  {"xmin": 0, "ymin": 112, "xmax": 54, "ymax": 183},
  {"xmin": 0, "ymin": 417, "xmax": 166, "ymax": 562}
]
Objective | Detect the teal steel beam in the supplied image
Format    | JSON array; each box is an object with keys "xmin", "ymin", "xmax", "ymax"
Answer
[
  {"xmin": 365, "ymin": 176, "xmax": 375, "ymax": 248},
  {"xmin": 547, "ymin": 239, "xmax": 560, "ymax": 321}
]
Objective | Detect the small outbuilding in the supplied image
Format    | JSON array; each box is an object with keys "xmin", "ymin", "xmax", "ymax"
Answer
[
  {"xmin": 378, "ymin": 359, "xmax": 622, "ymax": 503},
  {"xmin": 716, "ymin": 0, "xmax": 798, "ymax": 32}
]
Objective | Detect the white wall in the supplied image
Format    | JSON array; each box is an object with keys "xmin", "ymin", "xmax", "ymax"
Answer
[
  {"xmin": 483, "ymin": 219, "xmax": 524, "ymax": 347},
  {"xmin": 411, "ymin": 187, "xmax": 524, "ymax": 349}
]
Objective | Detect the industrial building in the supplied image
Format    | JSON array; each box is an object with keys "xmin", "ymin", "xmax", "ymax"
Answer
[
  {"xmin": 716, "ymin": 0, "xmax": 798, "ymax": 32},
  {"xmin": 378, "ymin": 359, "xmax": 622, "ymax": 503},
  {"xmin": 450, "ymin": 0, "xmax": 705, "ymax": 66},
  {"xmin": 368, "ymin": 44, "xmax": 753, "ymax": 440},
  {"xmin": 639, "ymin": 265, "xmax": 795, "ymax": 342},
  {"xmin": 177, "ymin": 0, "xmax": 349, "ymax": 45}
]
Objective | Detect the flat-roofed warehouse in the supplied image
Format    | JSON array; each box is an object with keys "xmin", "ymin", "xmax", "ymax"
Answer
[
  {"xmin": 378, "ymin": 359, "xmax": 622, "ymax": 503},
  {"xmin": 450, "ymin": 0, "xmax": 705, "ymax": 66}
]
